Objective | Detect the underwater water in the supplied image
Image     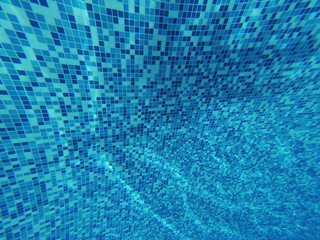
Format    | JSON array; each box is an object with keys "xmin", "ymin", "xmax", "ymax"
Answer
[{"xmin": 1, "ymin": 0, "xmax": 320, "ymax": 239}]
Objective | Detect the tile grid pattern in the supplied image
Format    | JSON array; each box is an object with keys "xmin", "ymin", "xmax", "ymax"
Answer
[{"xmin": 0, "ymin": 0, "xmax": 320, "ymax": 239}]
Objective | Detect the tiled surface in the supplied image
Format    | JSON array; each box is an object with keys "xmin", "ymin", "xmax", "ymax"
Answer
[{"xmin": 0, "ymin": 0, "xmax": 320, "ymax": 239}]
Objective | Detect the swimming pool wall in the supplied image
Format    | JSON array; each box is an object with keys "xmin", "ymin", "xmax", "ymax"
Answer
[{"xmin": 1, "ymin": 0, "xmax": 320, "ymax": 239}]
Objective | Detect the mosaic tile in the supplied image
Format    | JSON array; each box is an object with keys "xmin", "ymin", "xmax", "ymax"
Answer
[{"xmin": 0, "ymin": 0, "xmax": 320, "ymax": 239}]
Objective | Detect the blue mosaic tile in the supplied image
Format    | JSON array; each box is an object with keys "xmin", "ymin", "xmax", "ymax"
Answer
[{"xmin": 0, "ymin": 0, "xmax": 320, "ymax": 239}]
